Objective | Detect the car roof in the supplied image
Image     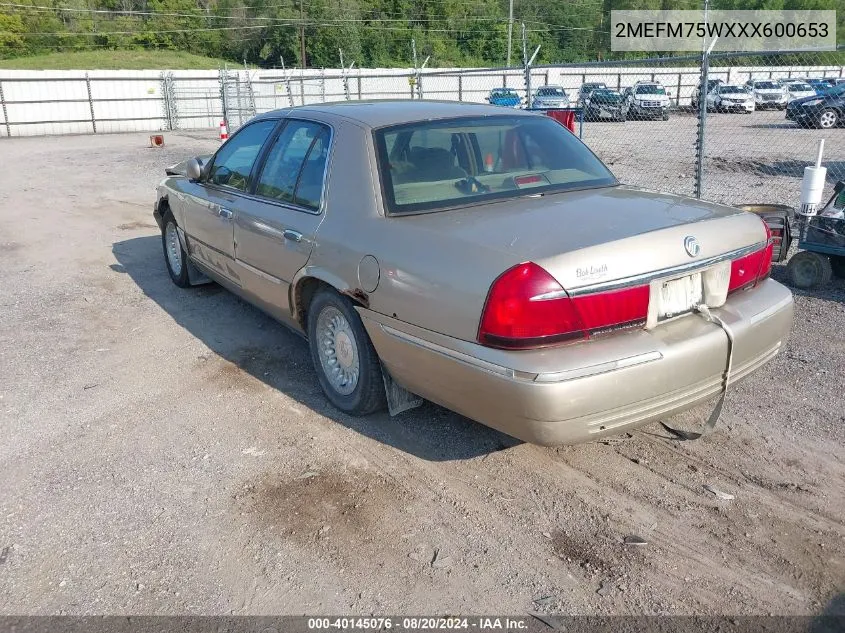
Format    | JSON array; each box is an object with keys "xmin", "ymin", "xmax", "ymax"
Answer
[{"xmin": 252, "ymin": 100, "xmax": 535, "ymax": 129}]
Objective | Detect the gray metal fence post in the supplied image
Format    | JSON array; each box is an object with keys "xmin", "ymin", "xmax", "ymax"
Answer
[
  {"xmin": 676, "ymin": 74, "xmax": 682, "ymax": 107},
  {"xmin": 0, "ymin": 80, "xmax": 10, "ymax": 137},
  {"xmin": 694, "ymin": 50, "xmax": 710, "ymax": 199},
  {"xmin": 458, "ymin": 75, "xmax": 463, "ymax": 102},
  {"xmin": 357, "ymin": 73, "xmax": 362, "ymax": 100},
  {"xmin": 160, "ymin": 73, "xmax": 173, "ymax": 131},
  {"xmin": 219, "ymin": 69, "xmax": 228, "ymax": 129},
  {"xmin": 85, "ymin": 73, "xmax": 96, "ymax": 133}
]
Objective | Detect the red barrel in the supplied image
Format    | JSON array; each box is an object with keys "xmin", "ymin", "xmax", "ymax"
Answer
[{"xmin": 545, "ymin": 109, "xmax": 576, "ymax": 134}]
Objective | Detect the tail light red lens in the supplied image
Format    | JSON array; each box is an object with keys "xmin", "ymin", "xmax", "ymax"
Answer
[
  {"xmin": 477, "ymin": 262, "xmax": 649, "ymax": 350},
  {"xmin": 728, "ymin": 218, "xmax": 773, "ymax": 294}
]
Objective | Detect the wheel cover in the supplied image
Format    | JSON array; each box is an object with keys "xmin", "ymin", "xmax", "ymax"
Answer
[
  {"xmin": 819, "ymin": 111, "xmax": 836, "ymax": 128},
  {"xmin": 165, "ymin": 222, "xmax": 183, "ymax": 276},
  {"xmin": 316, "ymin": 306, "xmax": 360, "ymax": 396},
  {"xmin": 792, "ymin": 257, "xmax": 820, "ymax": 286}
]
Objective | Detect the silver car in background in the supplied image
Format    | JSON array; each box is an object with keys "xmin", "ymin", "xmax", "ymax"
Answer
[
  {"xmin": 746, "ymin": 80, "xmax": 787, "ymax": 110},
  {"xmin": 153, "ymin": 101, "xmax": 793, "ymax": 446},
  {"xmin": 782, "ymin": 81, "xmax": 818, "ymax": 103},
  {"xmin": 531, "ymin": 85, "xmax": 570, "ymax": 109}
]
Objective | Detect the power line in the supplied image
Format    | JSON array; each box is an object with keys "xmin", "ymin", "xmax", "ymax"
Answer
[{"xmin": 0, "ymin": 3, "xmax": 517, "ymax": 24}]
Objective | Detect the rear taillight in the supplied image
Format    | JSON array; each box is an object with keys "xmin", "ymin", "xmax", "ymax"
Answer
[
  {"xmin": 728, "ymin": 219, "xmax": 773, "ymax": 294},
  {"xmin": 477, "ymin": 262, "xmax": 649, "ymax": 350}
]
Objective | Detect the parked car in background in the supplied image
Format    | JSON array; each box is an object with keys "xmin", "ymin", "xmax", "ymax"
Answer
[
  {"xmin": 787, "ymin": 84, "xmax": 845, "ymax": 129},
  {"xmin": 807, "ymin": 78, "xmax": 834, "ymax": 95},
  {"xmin": 531, "ymin": 85, "xmax": 569, "ymax": 109},
  {"xmin": 707, "ymin": 84, "xmax": 755, "ymax": 113},
  {"xmin": 577, "ymin": 82, "xmax": 608, "ymax": 104},
  {"xmin": 783, "ymin": 81, "xmax": 818, "ymax": 103},
  {"xmin": 623, "ymin": 81, "xmax": 671, "ymax": 120},
  {"xmin": 745, "ymin": 80, "xmax": 787, "ymax": 110},
  {"xmin": 153, "ymin": 100, "xmax": 792, "ymax": 446},
  {"xmin": 486, "ymin": 88, "xmax": 522, "ymax": 108},
  {"xmin": 691, "ymin": 78, "xmax": 723, "ymax": 109},
  {"xmin": 584, "ymin": 89, "xmax": 626, "ymax": 121}
]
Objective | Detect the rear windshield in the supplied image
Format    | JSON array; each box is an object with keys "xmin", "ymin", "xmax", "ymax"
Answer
[
  {"xmin": 754, "ymin": 81, "xmax": 780, "ymax": 89},
  {"xmin": 593, "ymin": 90, "xmax": 622, "ymax": 103},
  {"xmin": 374, "ymin": 115, "xmax": 617, "ymax": 215},
  {"xmin": 538, "ymin": 87, "xmax": 565, "ymax": 96}
]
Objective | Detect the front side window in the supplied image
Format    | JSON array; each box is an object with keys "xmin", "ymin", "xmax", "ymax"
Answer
[
  {"xmin": 255, "ymin": 120, "xmax": 330, "ymax": 210},
  {"xmin": 207, "ymin": 120, "xmax": 277, "ymax": 191},
  {"xmin": 375, "ymin": 115, "xmax": 616, "ymax": 215}
]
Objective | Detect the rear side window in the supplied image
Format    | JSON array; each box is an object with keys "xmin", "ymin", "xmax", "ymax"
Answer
[
  {"xmin": 375, "ymin": 115, "xmax": 616, "ymax": 215},
  {"xmin": 255, "ymin": 120, "xmax": 329, "ymax": 210},
  {"xmin": 208, "ymin": 120, "xmax": 277, "ymax": 191}
]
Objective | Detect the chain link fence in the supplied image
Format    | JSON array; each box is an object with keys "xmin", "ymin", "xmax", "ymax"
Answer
[{"xmin": 1, "ymin": 47, "xmax": 842, "ymax": 208}]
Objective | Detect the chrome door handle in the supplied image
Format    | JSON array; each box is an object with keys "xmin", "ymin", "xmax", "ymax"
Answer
[
  {"xmin": 283, "ymin": 229, "xmax": 303, "ymax": 242},
  {"xmin": 218, "ymin": 207, "xmax": 233, "ymax": 219}
]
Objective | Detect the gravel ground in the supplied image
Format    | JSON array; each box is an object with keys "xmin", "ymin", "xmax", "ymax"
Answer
[{"xmin": 0, "ymin": 129, "xmax": 843, "ymax": 617}]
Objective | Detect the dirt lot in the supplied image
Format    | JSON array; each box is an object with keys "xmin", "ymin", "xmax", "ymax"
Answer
[{"xmin": 0, "ymin": 127, "xmax": 843, "ymax": 617}]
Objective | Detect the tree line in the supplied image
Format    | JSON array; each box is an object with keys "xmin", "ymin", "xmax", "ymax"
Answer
[{"xmin": 0, "ymin": 0, "xmax": 842, "ymax": 67}]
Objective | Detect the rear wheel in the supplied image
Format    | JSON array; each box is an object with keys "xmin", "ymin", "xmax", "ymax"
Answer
[
  {"xmin": 161, "ymin": 212, "xmax": 191, "ymax": 288},
  {"xmin": 787, "ymin": 251, "xmax": 833, "ymax": 289},
  {"xmin": 830, "ymin": 256, "xmax": 845, "ymax": 279},
  {"xmin": 307, "ymin": 289, "xmax": 386, "ymax": 415},
  {"xmin": 818, "ymin": 108, "xmax": 838, "ymax": 129}
]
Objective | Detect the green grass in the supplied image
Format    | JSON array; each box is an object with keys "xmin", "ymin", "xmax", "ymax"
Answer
[{"xmin": 0, "ymin": 49, "xmax": 246, "ymax": 70}]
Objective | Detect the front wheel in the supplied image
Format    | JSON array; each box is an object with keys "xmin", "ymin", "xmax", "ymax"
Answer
[
  {"xmin": 787, "ymin": 251, "xmax": 833, "ymax": 289},
  {"xmin": 818, "ymin": 108, "xmax": 838, "ymax": 129},
  {"xmin": 161, "ymin": 213, "xmax": 191, "ymax": 288},
  {"xmin": 307, "ymin": 289, "xmax": 386, "ymax": 416},
  {"xmin": 662, "ymin": 113, "xmax": 670, "ymax": 121}
]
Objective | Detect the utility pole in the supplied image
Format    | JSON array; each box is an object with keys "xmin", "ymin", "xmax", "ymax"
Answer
[
  {"xmin": 299, "ymin": 0, "xmax": 306, "ymax": 68},
  {"xmin": 506, "ymin": 0, "xmax": 514, "ymax": 67}
]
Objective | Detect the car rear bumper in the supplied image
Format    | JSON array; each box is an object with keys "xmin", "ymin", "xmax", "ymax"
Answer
[
  {"xmin": 631, "ymin": 104, "xmax": 668, "ymax": 116},
  {"xmin": 721, "ymin": 103, "xmax": 755, "ymax": 112},
  {"xmin": 359, "ymin": 279, "xmax": 793, "ymax": 446}
]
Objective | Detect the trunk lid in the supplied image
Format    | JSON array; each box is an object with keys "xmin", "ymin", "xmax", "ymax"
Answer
[{"xmin": 402, "ymin": 184, "xmax": 766, "ymax": 292}]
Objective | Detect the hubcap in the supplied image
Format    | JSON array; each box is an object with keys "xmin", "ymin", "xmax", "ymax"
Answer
[
  {"xmin": 165, "ymin": 222, "xmax": 183, "ymax": 276},
  {"xmin": 819, "ymin": 111, "xmax": 836, "ymax": 128},
  {"xmin": 316, "ymin": 306, "xmax": 360, "ymax": 396}
]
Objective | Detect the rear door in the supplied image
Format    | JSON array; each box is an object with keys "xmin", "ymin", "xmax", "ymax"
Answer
[
  {"xmin": 183, "ymin": 119, "xmax": 278, "ymax": 284},
  {"xmin": 233, "ymin": 119, "xmax": 331, "ymax": 320}
]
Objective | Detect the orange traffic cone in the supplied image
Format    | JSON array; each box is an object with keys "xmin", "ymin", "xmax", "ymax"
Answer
[
  {"xmin": 219, "ymin": 120, "xmax": 229, "ymax": 142},
  {"xmin": 484, "ymin": 153, "xmax": 494, "ymax": 172}
]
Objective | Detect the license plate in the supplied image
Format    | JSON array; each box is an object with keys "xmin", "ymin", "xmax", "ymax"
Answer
[
  {"xmin": 654, "ymin": 273, "xmax": 703, "ymax": 321},
  {"xmin": 599, "ymin": 109, "xmax": 612, "ymax": 118}
]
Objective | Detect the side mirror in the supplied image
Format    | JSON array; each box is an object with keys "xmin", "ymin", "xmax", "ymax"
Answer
[{"xmin": 187, "ymin": 158, "xmax": 203, "ymax": 181}]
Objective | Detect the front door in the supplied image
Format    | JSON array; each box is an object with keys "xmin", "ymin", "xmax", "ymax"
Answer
[
  {"xmin": 183, "ymin": 119, "xmax": 278, "ymax": 285},
  {"xmin": 234, "ymin": 119, "xmax": 332, "ymax": 321}
]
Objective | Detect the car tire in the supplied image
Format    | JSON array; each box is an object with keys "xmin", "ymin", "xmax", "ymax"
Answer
[
  {"xmin": 161, "ymin": 211, "xmax": 191, "ymax": 288},
  {"xmin": 307, "ymin": 288, "xmax": 386, "ymax": 416},
  {"xmin": 787, "ymin": 251, "xmax": 833, "ymax": 289},
  {"xmin": 818, "ymin": 108, "xmax": 838, "ymax": 129},
  {"xmin": 662, "ymin": 113, "xmax": 669, "ymax": 121},
  {"xmin": 830, "ymin": 256, "xmax": 845, "ymax": 279}
]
